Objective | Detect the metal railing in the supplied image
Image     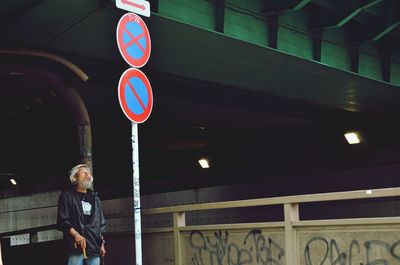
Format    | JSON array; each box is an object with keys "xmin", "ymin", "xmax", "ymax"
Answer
[{"xmin": 139, "ymin": 187, "xmax": 400, "ymax": 265}]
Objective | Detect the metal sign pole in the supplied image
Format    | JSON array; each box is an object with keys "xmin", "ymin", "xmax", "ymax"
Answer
[
  {"xmin": 132, "ymin": 122, "xmax": 142, "ymax": 265},
  {"xmin": 116, "ymin": 10, "xmax": 151, "ymax": 265}
]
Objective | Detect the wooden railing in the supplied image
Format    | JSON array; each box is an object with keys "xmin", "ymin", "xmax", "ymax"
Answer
[
  {"xmin": 140, "ymin": 187, "xmax": 400, "ymax": 265},
  {"xmin": 1, "ymin": 187, "xmax": 400, "ymax": 265}
]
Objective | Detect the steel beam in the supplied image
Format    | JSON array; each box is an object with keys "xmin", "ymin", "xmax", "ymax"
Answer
[
  {"xmin": 381, "ymin": 54, "xmax": 391, "ymax": 82},
  {"xmin": 373, "ymin": 21, "xmax": 400, "ymax": 41},
  {"xmin": 348, "ymin": 0, "xmax": 400, "ymax": 42},
  {"xmin": 312, "ymin": 30, "xmax": 323, "ymax": 62},
  {"xmin": 349, "ymin": 45, "xmax": 360, "ymax": 73},
  {"xmin": 214, "ymin": 0, "xmax": 225, "ymax": 33},
  {"xmin": 149, "ymin": 0, "xmax": 158, "ymax": 13},
  {"xmin": 373, "ymin": 0, "xmax": 400, "ymax": 41},
  {"xmin": 263, "ymin": 0, "xmax": 311, "ymax": 13},
  {"xmin": 315, "ymin": 0, "xmax": 384, "ymax": 31},
  {"xmin": 267, "ymin": 14, "xmax": 278, "ymax": 49}
]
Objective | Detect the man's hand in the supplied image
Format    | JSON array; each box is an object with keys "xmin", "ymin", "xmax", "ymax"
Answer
[
  {"xmin": 74, "ymin": 233, "xmax": 86, "ymax": 249},
  {"xmin": 100, "ymin": 243, "xmax": 106, "ymax": 257}
]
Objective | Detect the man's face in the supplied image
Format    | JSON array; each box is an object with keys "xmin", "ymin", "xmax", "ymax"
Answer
[{"xmin": 76, "ymin": 167, "xmax": 92, "ymax": 189}]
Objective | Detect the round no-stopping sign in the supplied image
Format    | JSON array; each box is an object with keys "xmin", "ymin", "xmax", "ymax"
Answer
[
  {"xmin": 118, "ymin": 68, "xmax": 153, "ymax": 123},
  {"xmin": 116, "ymin": 12, "xmax": 151, "ymax": 68}
]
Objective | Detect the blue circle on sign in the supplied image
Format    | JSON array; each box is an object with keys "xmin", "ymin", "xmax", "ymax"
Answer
[
  {"xmin": 117, "ymin": 13, "xmax": 151, "ymax": 68},
  {"xmin": 123, "ymin": 22, "xmax": 147, "ymax": 60},
  {"xmin": 125, "ymin": 77, "xmax": 148, "ymax": 115},
  {"xmin": 118, "ymin": 68, "xmax": 153, "ymax": 124}
]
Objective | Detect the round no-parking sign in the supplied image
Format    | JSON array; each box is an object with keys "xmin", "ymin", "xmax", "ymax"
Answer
[
  {"xmin": 118, "ymin": 68, "xmax": 153, "ymax": 123},
  {"xmin": 116, "ymin": 13, "xmax": 151, "ymax": 68}
]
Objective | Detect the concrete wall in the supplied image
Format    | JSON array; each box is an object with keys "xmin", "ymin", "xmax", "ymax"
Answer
[
  {"xmin": 142, "ymin": 229, "xmax": 286, "ymax": 265},
  {"xmin": 142, "ymin": 224, "xmax": 400, "ymax": 265},
  {"xmin": 298, "ymin": 226, "xmax": 400, "ymax": 265}
]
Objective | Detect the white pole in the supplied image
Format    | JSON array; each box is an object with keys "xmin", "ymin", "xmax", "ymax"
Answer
[
  {"xmin": 0, "ymin": 239, "xmax": 3, "ymax": 265},
  {"xmin": 132, "ymin": 122, "xmax": 142, "ymax": 265}
]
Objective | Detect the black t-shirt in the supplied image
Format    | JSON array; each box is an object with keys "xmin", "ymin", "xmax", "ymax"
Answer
[{"xmin": 76, "ymin": 191, "xmax": 94, "ymax": 225}]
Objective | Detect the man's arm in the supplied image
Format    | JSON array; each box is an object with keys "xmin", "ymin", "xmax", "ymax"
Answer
[
  {"xmin": 69, "ymin": 227, "xmax": 86, "ymax": 249},
  {"xmin": 98, "ymin": 196, "xmax": 106, "ymax": 257},
  {"xmin": 99, "ymin": 198, "xmax": 106, "ymax": 234},
  {"xmin": 57, "ymin": 192, "xmax": 86, "ymax": 248},
  {"xmin": 56, "ymin": 192, "xmax": 73, "ymax": 233}
]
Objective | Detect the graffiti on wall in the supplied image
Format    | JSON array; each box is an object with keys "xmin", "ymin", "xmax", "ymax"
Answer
[
  {"xmin": 188, "ymin": 230, "xmax": 400, "ymax": 265},
  {"xmin": 304, "ymin": 237, "xmax": 400, "ymax": 265},
  {"xmin": 189, "ymin": 229, "xmax": 285, "ymax": 265}
]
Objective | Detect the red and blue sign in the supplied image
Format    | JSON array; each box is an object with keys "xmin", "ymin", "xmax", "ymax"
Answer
[
  {"xmin": 118, "ymin": 68, "xmax": 153, "ymax": 123},
  {"xmin": 116, "ymin": 13, "xmax": 151, "ymax": 68}
]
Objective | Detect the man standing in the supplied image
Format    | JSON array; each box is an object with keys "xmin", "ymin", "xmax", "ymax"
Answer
[{"xmin": 57, "ymin": 164, "xmax": 106, "ymax": 265}]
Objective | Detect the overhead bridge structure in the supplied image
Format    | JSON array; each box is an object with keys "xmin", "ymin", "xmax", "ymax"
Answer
[{"xmin": 1, "ymin": 0, "xmax": 400, "ymax": 264}]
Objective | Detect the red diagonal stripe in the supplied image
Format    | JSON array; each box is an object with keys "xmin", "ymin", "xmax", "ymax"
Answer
[
  {"xmin": 124, "ymin": 29, "xmax": 146, "ymax": 54},
  {"xmin": 121, "ymin": 0, "xmax": 145, "ymax": 10},
  {"xmin": 127, "ymin": 80, "xmax": 146, "ymax": 111}
]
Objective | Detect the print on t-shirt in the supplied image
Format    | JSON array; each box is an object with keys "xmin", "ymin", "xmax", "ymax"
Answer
[{"xmin": 82, "ymin": 200, "xmax": 92, "ymax": 215}]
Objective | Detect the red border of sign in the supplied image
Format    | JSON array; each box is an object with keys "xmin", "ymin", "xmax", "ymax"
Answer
[
  {"xmin": 118, "ymin": 68, "xmax": 153, "ymax": 123},
  {"xmin": 116, "ymin": 13, "xmax": 151, "ymax": 68}
]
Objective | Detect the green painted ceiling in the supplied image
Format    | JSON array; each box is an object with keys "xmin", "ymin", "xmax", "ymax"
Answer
[
  {"xmin": 2, "ymin": 0, "xmax": 400, "ymax": 196},
  {"xmin": 0, "ymin": 0, "xmax": 400, "ymax": 115}
]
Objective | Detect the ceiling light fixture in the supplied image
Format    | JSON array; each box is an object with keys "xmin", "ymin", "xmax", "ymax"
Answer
[
  {"xmin": 344, "ymin": 132, "xmax": 361, "ymax": 144},
  {"xmin": 10, "ymin": 178, "xmax": 17, "ymax": 185},
  {"xmin": 198, "ymin": 158, "xmax": 210, "ymax": 169}
]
